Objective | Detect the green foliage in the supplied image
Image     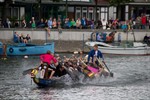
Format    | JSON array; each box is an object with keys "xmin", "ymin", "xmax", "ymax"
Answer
[
  {"xmin": 53, "ymin": 0, "xmax": 62, "ymax": 2},
  {"xmin": 108, "ymin": 0, "xmax": 134, "ymax": 6}
]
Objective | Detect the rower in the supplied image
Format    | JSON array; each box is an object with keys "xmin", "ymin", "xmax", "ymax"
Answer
[{"xmin": 87, "ymin": 44, "xmax": 104, "ymax": 64}]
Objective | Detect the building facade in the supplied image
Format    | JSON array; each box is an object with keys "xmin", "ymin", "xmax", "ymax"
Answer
[{"xmin": 0, "ymin": 0, "xmax": 150, "ymax": 26}]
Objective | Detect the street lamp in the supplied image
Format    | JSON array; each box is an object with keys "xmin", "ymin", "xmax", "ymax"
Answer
[
  {"xmin": 95, "ymin": 0, "xmax": 98, "ymax": 24},
  {"xmin": 65, "ymin": 0, "xmax": 68, "ymax": 17},
  {"xmin": 0, "ymin": 0, "xmax": 4, "ymax": 2}
]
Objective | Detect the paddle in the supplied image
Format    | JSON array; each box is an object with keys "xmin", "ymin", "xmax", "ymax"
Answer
[
  {"xmin": 62, "ymin": 65, "xmax": 80, "ymax": 82},
  {"xmin": 22, "ymin": 66, "xmax": 39, "ymax": 76},
  {"xmin": 96, "ymin": 57, "xmax": 114, "ymax": 77},
  {"xmin": 102, "ymin": 61, "xmax": 114, "ymax": 77},
  {"xmin": 22, "ymin": 68, "xmax": 33, "ymax": 76}
]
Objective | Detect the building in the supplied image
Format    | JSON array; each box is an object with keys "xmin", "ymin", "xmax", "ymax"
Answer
[{"xmin": 0, "ymin": 0, "xmax": 150, "ymax": 26}]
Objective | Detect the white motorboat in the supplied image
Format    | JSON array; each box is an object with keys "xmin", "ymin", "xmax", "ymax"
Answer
[{"xmin": 85, "ymin": 42, "xmax": 150, "ymax": 55}]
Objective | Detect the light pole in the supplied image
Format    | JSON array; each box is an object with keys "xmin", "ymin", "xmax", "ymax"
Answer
[
  {"xmin": 38, "ymin": 0, "xmax": 41, "ymax": 20},
  {"xmin": 65, "ymin": 0, "xmax": 68, "ymax": 17},
  {"xmin": 95, "ymin": 0, "xmax": 98, "ymax": 23}
]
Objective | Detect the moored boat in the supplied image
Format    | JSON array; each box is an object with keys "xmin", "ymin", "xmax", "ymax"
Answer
[
  {"xmin": 0, "ymin": 42, "xmax": 3, "ymax": 55},
  {"xmin": 6, "ymin": 42, "xmax": 54, "ymax": 56},
  {"xmin": 85, "ymin": 41, "xmax": 150, "ymax": 55}
]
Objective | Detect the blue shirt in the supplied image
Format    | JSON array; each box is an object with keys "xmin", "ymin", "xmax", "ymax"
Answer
[
  {"xmin": 88, "ymin": 49, "xmax": 104, "ymax": 63},
  {"xmin": 48, "ymin": 20, "xmax": 52, "ymax": 28},
  {"xmin": 13, "ymin": 34, "xmax": 19, "ymax": 43}
]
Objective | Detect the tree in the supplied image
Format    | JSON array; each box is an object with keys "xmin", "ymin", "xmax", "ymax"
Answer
[
  {"xmin": 1, "ymin": 0, "xmax": 13, "ymax": 21},
  {"xmin": 95, "ymin": 0, "xmax": 98, "ymax": 22},
  {"xmin": 36, "ymin": 0, "xmax": 62, "ymax": 20},
  {"xmin": 108, "ymin": 0, "xmax": 134, "ymax": 6},
  {"xmin": 108, "ymin": 0, "xmax": 134, "ymax": 20}
]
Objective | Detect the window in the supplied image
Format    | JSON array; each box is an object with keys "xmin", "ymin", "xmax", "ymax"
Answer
[
  {"xmin": 82, "ymin": 7, "xmax": 87, "ymax": 18},
  {"xmin": 100, "ymin": 7, "xmax": 108, "ymax": 21},
  {"xmin": 76, "ymin": 7, "xmax": 81, "ymax": 19}
]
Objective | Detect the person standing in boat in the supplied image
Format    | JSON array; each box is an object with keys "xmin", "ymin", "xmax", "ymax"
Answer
[
  {"xmin": 87, "ymin": 44, "xmax": 104, "ymax": 64},
  {"xmin": 40, "ymin": 50, "xmax": 58, "ymax": 79}
]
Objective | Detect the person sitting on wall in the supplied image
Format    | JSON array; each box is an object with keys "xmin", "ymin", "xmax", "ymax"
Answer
[
  {"xmin": 13, "ymin": 32, "xmax": 19, "ymax": 43},
  {"xmin": 19, "ymin": 33, "xmax": 27, "ymax": 43},
  {"xmin": 37, "ymin": 18, "xmax": 45, "ymax": 28},
  {"xmin": 26, "ymin": 34, "xmax": 31, "ymax": 43}
]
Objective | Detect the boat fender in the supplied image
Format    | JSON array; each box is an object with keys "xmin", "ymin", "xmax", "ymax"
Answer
[{"xmin": 9, "ymin": 48, "xmax": 14, "ymax": 53}]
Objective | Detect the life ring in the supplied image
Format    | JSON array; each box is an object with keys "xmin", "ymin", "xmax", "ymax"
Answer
[{"xmin": 9, "ymin": 48, "xmax": 14, "ymax": 53}]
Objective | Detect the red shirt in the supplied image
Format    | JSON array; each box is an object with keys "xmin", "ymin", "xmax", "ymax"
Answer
[
  {"xmin": 142, "ymin": 16, "xmax": 146, "ymax": 25},
  {"xmin": 40, "ymin": 54, "xmax": 57, "ymax": 65}
]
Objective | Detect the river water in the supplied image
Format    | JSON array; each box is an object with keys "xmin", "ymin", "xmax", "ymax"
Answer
[{"xmin": 0, "ymin": 55, "xmax": 150, "ymax": 100}]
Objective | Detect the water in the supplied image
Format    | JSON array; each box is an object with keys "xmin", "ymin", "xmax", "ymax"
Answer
[{"xmin": 0, "ymin": 55, "xmax": 150, "ymax": 100}]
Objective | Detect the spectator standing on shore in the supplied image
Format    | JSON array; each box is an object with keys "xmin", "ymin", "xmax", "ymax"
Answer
[
  {"xmin": 70, "ymin": 18, "xmax": 76, "ymax": 29},
  {"xmin": 52, "ymin": 18, "xmax": 57, "ymax": 29},
  {"xmin": 148, "ymin": 17, "xmax": 150, "ymax": 29},
  {"xmin": 48, "ymin": 17, "xmax": 53, "ymax": 29},
  {"xmin": 81, "ymin": 17, "xmax": 86, "ymax": 29},
  {"xmin": 107, "ymin": 20, "xmax": 112, "ymax": 30},
  {"xmin": 102, "ymin": 19, "xmax": 107, "ymax": 29},
  {"xmin": 97, "ymin": 19, "xmax": 102, "ymax": 29},
  {"xmin": 121, "ymin": 21, "xmax": 127, "ymax": 32},
  {"xmin": 128, "ymin": 19, "xmax": 133, "ymax": 30},
  {"xmin": 135, "ymin": 16, "xmax": 141, "ymax": 29},
  {"xmin": 76, "ymin": 18, "xmax": 81, "ymax": 29},
  {"xmin": 91, "ymin": 20, "xmax": 94, "ymax": 29},
  {"xmin": 112, "ymin": 18, "xmax": 118, "ymax": 29},
  {"xmin": 21, "ymin": 19, "xmax": 26, "ymax": 28},
  {"xmin": 141, "ymin": 14, "xmax": 147, "ymax": 29},
  {"xmin": 57, "ymin": 17, "xmax": 61, "ymax": 28}
]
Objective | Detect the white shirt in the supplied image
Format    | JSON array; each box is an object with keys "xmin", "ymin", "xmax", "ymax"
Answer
[{"xmin": 95, "ymin": 50, "xmax": 98, "ymax": 56}]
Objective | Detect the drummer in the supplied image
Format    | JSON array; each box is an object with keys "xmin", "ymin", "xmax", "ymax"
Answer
[{"xmin": 40, "ymin": 50, "xmax": 58, "ymax": 79}]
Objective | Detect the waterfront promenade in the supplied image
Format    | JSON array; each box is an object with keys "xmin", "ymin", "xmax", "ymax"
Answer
[{"xmin": 0, "ymin": 28, "xmax": 150, "ymax": 53}]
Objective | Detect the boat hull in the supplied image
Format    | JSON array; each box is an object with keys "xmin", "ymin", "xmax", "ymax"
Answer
[
  {"xmin": 6, "ymin": 42, "xmax": 54, "ymax": 56},
  {"xmin": 99, "ymin": 46, "xmax": 150, "ymax": 55},
  {"xmin": 86, "ymin": 42, "xmax": 150, "ymax": 55},
  {"xmin": 32, "ymin": 77, "xmax": 57, "ymax": 87}
]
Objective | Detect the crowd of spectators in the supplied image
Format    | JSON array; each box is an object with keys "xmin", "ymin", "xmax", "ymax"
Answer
[{"xmin": 1, "ymin": 13, "xmax": 150, "ymax": 30}]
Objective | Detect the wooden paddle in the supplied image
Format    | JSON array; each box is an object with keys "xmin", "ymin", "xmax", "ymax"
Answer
[
  {"xmin": 22, "ymin": 66, "xmax": 39, "ymax": 76},
  {"xmin": 96, "ymin": 57, "xmax": 114, "ymax": 77},
  {"xmin": 22, "ymin": 68, "xmax": 34, "ymax": 76}
]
